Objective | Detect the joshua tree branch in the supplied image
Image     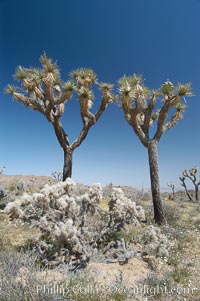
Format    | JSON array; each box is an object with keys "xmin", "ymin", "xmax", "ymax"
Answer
[
  {"xmin": 179, "ymin": 176, "xmax": 193, "ymax": 201},
  {"xmin": 129, "ymin": 108, "xmax": 148, "ymax": 147},
  {"xmin": 142, "ymin": 93, "xmax": 156, "ymax": 136},
  {"xmin": 153, "ymin": 102, "xmax": 170, "ymax": 141},
  {"xmin": 55, "ymin": 92, "xmax": 71, "ymax": 104},
  {"xmin": 71, "ymin": 96, "xmax": 111, "ymax": 150},
  {"xmin": 52, "ymin": 117, "xmax": 70, "ymax": 150},
  {"xmin": 164, "ymin": 110, "xmax": 183, "ymax": 131}
]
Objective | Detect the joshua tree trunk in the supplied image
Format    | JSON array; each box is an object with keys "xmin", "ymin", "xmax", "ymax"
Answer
[
  {"xmin": 195, "ymin": 185, "xmax": 198, "ymax": 201},
  {"xmin": 147, "ymin": 140, "xmax": 165, "ymax": 225},
  {"xmin": 63, "ymin": 148, "xmax": 73, "ymax": 180},
  {"xmin": 52, "ymin": 118, "xmax": 73, "ymax": 181}
]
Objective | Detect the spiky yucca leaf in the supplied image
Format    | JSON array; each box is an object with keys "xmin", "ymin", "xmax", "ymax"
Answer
[
  {"xmin": 54, "ymin": 76, "xmax": 61, "ymax": 86},
  {"xmin": 119, "ymin": 86, "xmax": 132, "ymax": 97},
  {"xmin": 28, "ymin": 67, "xmax": 39, "ymax": 75},
  {"xmin": 118, "ymin": 75, "xmax": 132, "ymax": 87},
  {"xmin": 177, "ymin": 83, "xmax": 192, "ymax": 97},
  {"xmin": 161, "ymin": 81, "xmax": 174, "ymax": 95},
  {"xmin": 176, "ymin": 102, "xmax": 186, "ymax": 111},
  {"xmin": 118, "ymin": 77, "xmax": 132, "ymax": 99},
  {"xmin": 45, "ymin": 62, "xmax": 58, "ymax": 74},
  {"xmin": 63, "ymin": 81, "xmax": 76, "ymax": 92},
  {"xmin": 99, "ymin": 82, "xmax": 113, "ymax": 92},
  {"xmin": 84, "ymin": 68, "xmax": 97, "ymax": 83},
  {"xmin": 5, "ymin": 85, "xmax": 17, "ymax": 95},
  {"xmin": 70, "ymin": 69, "xmax": 79, "ymax": 79},
  {"xmin": 78, "ymin": 87, "xmax": 94, "ymax": 100},
  {"xmin": 70, "ymin": 68, "xmax": 97, "ymax": 83},
  {"xmin": 131, "ymin": 74, "xmax": 143, "ymax": 85},
  {"xmin": 40, "ymin": 53, "xmax": 52, "ymax": 66},
  {"xmin": 40, "ymin": 53, "xmax": 59, "ymax": 74},
  {"xmin": 140, "ymin": 85, "xmax": 151, "ymax": 99},
  {"xmin": 14, "ymin": 66, "xmax": 27, "ymax": 80}
]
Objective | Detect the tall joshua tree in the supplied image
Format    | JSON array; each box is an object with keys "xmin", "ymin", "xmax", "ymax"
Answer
[
  {"xmin": 118, "ymin": 75, "xmax": 192, "ymax": 224},
  {"xmin": 6, "ymin": 54, "xmax": 114, "ymax": 180}
]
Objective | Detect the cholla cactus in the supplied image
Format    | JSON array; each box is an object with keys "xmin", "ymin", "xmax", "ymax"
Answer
[
  {"xmin": 118, "ymin": 75, "xmax": 192, "ymax": 225},
  {"xmin": 6, "ymin": 54, "xmax": 114, "ymax": 181},
  {"xmin": 143, "ymin": 225, "xmax": 172, "ymax": 259},
  {"xmin": 52, "ymin": 220, "xmax": 82, "ymax": 253},
  {"xmin": 4, "ymin": 179, "xmax": 146, "ymax": 266},
  {"xmin": 89, "ymin": 183, "xmax": 103, "ymax": 203},
  {"xmin": 78, "ymin": 183, "xmax": 103, "ymax": 215},
  {"xmin": 108, "ymin": 187, "xmax": 146, "ymax": 230},
  {"xmin": 4, "ymin": 201, "xmax": 24, "ymax": 219},
  {"xmin": 179, "ymin": 166, "xmax": 200, "ymax": 201}
]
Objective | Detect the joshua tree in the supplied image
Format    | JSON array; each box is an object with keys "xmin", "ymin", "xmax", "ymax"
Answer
[
  {"xmin": 6, "ymin": 54, "xmax": 114, "ymax": 180},
  {"xmin": 179, "ymin": 166, "xmax": 200, "ymax": 201},
  {"xmin": 0, "ymin": 166, "xmax": 5, "ymax": 175},
  {"xmin": 167, "ymin": 183, "xmax": 176, "ymax": 199},
  {"xmin": 51, "ymin": 170, "xmax": 63, "ymax": 182},
  {"xmin": 118, "ymin": 75, "xmax": 192, "ymax": 224}
]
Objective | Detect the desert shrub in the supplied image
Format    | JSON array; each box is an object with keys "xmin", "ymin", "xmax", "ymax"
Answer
[
  {"xmin": 113, "ymin": 224, "xmax": 146, "ymax": 245},
  {"xmin": 0, "ymin": 250, "xmax": 67, "ymax": 301},
  {"xmin": 143, "ymin": 270, "xmax": 195, "ymax": 300},
  {"xmin": 172, "ymin": 266, "xmax": 191, "ymax": 284},
  {"xmin": 143, "ymin": 272, "xmax": 173, "ymax": 300},
  {"xmin": 4, "ymin": 179, "xmax": 146, "ymax": 267},
  {"xmin": 8, "ymin": 183, "xmax": 15, "ymax": 193},
  {"xmin": 138, "ymin": 191, "xmax": 151, "ymax": 202},
  {"xmin": 163, "ymin": 203, "xmax": 181, "ymax": 226}
]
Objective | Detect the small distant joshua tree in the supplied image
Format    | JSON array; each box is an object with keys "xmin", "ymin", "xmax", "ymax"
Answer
[
  {"xmin": 51, "ymin": 170, "xmax": 63, "ymax": 182},
  {"xmin": 179, "ymin": 166, "xmax": 200, "ymax": 201},
  {"xmin": 167, "ymin": 183, "xmax": 176, "ymax": 199},
  {"xmin": 0, "ymin": 166, "xmax": 5, "ymax": 175},
  {"xmin": 118, "ymin": 75, "xmax": 192, "ymax": 225},
  {"xmin": 6, "ymin": 54, "xmax": 114, "ymax": 180}
]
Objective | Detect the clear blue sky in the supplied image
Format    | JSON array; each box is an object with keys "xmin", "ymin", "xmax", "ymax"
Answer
[{"xmin": 0, "ymin": 0, "xmax": 200, "ymax": 189}]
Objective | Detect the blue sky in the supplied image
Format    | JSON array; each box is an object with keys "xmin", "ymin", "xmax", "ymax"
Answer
[{"xmin": 0, "ymin": 0, "xmax": 200, "ymax": 189}]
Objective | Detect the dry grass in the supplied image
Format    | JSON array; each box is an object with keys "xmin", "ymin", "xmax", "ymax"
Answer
[{"xmin": 0, "ymin": 211, "xmax": 40, "ymax": 251}]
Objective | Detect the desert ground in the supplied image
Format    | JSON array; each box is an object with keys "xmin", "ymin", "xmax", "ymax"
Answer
[{"xmin": 0, "ymin": 175, "xmax": 200, "ymax": 301}]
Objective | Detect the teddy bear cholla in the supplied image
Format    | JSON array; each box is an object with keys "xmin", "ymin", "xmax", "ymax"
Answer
[{"xmin": 4, "ymin": 179, "xmax": 146, "ymax": 266}]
